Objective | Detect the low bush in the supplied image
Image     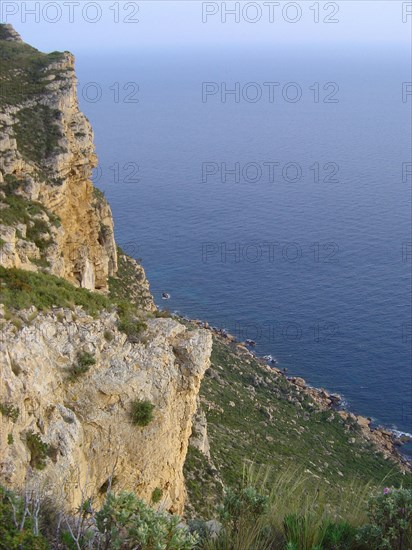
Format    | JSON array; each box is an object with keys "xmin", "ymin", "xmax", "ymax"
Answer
[
  {"xmin": 357, "ymin": 487, "xmax": 412, "ymax": 549},
  {"xmin": 68, "ymin": 351, "xmax": 96, "ymax": 380},
  {"xmin": 0, "ymin": 402, "xmax": 19, "ymax": 422},
  {"xmin": 26, "ymin": 431, "xmax": 49, "ymax": 471},
  {"xmin": 115, "ymin": 299, "xmax": 147, "ymax": 340},
  {"xmin": 118, "ymin": 317, "xmax": 147, "ymax": 341},
  {"xmin": 322, "ymin": 520, "xmax": 358, "ymax": 549},
  {"xmin": 207, "ymin": 485, "xmax": 271, "ymax": 550},
  {"xmin": 130, "ymin": 399, "xmax": 155, "ymax": 427},
  {"xmin": 95, "ymin": 491, "xmax": 198, "ymax": 549},
  {"xmin": 151, "ymin": 487, "xmax": 163, "ymax": 504},
  {"xmin": 219, "ymin": 486, "xmax": 268, "ymax": 528},
  {"xmin": 104, "ymin": 329, "xmax": 114, "ymax": 342}
]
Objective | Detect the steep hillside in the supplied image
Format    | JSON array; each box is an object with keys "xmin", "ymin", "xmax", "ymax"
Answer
[{"xmin": 184, "ymin": 328, "xmax": 412, "ymax": 518}]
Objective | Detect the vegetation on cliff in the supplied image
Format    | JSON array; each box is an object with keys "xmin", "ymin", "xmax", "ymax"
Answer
[
  {"xmin": 0, "ymin": 29, "xmax": 67, "ymax": 172},
  {"xmin": 0, "ymin": 27, "xmax": 65, "ymax": 108},
  {"xmin": 109, "ymin": 246, "xmax": 155, "ymax": 312},
  {"xmin": 0, "ymin": 266, "xmax": 110, "ymax": 315},
  {"xmin": 0, "ymin": 174, "xmax": 61, "ymax": 266}
]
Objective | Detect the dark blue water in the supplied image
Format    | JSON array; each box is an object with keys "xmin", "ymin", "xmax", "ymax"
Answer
[{"xmin": 76, "ymin": 45, "xmax": 412, "ymax": 439}]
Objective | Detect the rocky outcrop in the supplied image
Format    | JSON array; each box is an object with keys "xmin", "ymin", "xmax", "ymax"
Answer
[
  {"xmin": 0, "ymin": 24, "xmax": 117, "ymax": 290},
  {"xmin": 0, "ymin": 24, "xmax": 23, "ymax": 42},
  {"xmin": 0, "ymin": 304, "xmax": 212, "ymax": 513}
]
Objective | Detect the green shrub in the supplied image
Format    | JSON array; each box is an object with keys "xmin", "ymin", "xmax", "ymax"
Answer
[
  {"xmin": 116, "ymin": 300, "xmax": 147, "ymax": 339},
  {"xmin": 151, "ymin": 487, "xmax": 163, "ymax": 504},
  {"xmin": 68, "ymin": 351, "xmax": 96, "ymax": 380},
  {"xmin": 26, "ymin": 431, "xmax": 49, "ymax": 470},
  {"xmin": 0, "ymin": 485, "xmax": 48, "ymax": 549},
  {"xmin": 7, "ymin": 434, "xmax": 13, "ymax": 445},
  {"xmin": 118, "ymin": 316, "xmax": 147, "ymax": 341},
  {"xmin": 77, "ymin": 351, "xmax": 96, "ymax": 369},
  {"xmin": 130, "ymin": 399, "xmax": 155, "ymax": 427},
  {"xmin": 357, "ymin": 487, "xmax": 412, "ymax": 549},
  {"xmin": 207, "ymin": 485, "xmax": 271, "ymax": 550},
  {"xmin": 0, "ymin": 403, "xmax": 19, "ymax": 422},
  {"xmin": 95, "ymin": 491, "xmax": 198, "ymax": 549},
  {"xmin": 219, "ymin": 486, "xmax": 268, "ymax": 528}
]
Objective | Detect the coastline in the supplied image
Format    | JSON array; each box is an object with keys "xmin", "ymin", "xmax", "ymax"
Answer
[{"xmin": 170, "ymin": 310, "xmax": 412, "ymax": 472}]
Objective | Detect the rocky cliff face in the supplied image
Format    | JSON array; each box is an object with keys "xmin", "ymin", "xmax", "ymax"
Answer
[
  {"xmin": 0, "ymin": 24, "xmax": 212, "ymax": 515},
  {"xmin": 0, "ymin": 304, "xmax": 212, "ymax": 514},
  {"xmin": 0, "ymin": 24, "xmax": 116, "ymax": 291}
]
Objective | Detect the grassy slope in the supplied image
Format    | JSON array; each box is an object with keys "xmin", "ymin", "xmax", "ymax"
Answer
[
  {"xmin": 184, "ymin": 337, "xmax": 412, "ymax": 518},
  {"xmin": 0, "ymin": 266, "xmax": 111, "ymax": 317},
  {"xmin": 0, "ymin": 246, "xmax": 153, "ymax": 335}
]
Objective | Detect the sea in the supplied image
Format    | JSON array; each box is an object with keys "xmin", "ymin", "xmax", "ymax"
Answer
[{"xmin": 75, "ymin": 44, "xmax": 412, "ymax": 453}]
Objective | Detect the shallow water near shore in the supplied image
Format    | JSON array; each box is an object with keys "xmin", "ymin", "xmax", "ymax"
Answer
[{"xmin": 76, "ymin": 44, "xmax": 412, "ymax": 442}]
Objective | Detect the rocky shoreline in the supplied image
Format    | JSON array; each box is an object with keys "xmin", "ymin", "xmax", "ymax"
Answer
[{"xmin": 184, "ymin": 316, "xmax": 412, "ymax": 473}]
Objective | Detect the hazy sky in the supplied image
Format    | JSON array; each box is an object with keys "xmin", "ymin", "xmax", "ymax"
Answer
[{"xmin": 1, "ymin": 1, "xmax": 411, "ymax": 54}]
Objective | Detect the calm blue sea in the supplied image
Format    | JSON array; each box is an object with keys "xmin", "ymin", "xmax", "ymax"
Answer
[{"xmin": 76, "ymin": 45, "xmax": 412, "ymax": 444}]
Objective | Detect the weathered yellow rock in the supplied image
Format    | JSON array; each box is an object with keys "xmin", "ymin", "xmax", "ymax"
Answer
[{"xmin": 0, "ymin": 308, "xmax": 212, "ymax": 514}]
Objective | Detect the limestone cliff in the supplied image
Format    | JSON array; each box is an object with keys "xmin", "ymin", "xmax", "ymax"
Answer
[
  {"xmin": 0, "ymin": 23, "xmax": 117, "ymax": 291},
  {"xmin": 0, "ymin": 304, "xmax": 212, "ymax": 513},
  {"xmin": 0, "ymin": 24, "xmax": 212, "ymax": 515}
]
